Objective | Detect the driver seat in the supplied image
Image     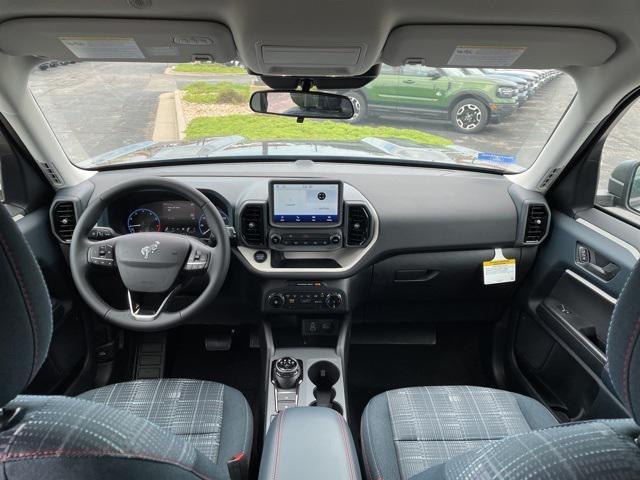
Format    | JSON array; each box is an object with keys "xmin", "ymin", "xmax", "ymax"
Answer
[{"xmin": 0, "ymin": 205, "xmax": 252, "ymax": 479}]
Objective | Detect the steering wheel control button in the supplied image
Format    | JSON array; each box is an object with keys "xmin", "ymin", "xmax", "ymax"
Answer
[
  {"xmin": 254, "ymin": 250, "xmax": 267, "ymax": 263},
  {"xmin": 88, "ymin": 244, "xmax": 114, "ymax": 267},
  {"xmin": 185, "ymin": 248, "xmax": 209, "ymax": 271}
]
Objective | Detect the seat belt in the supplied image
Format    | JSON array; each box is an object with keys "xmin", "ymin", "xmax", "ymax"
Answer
[{"xmin": 227, "ymin": 451, "xmax": 248, "ymax": 480}]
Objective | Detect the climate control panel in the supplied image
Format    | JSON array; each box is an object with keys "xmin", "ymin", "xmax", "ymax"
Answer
[
  {"xmin": 264, "ymin": 284, "xmax": 346, "ymax": 313},
  {"xmin": 269, "ymin": 229, "xmax": 343, "ymax": 251}
]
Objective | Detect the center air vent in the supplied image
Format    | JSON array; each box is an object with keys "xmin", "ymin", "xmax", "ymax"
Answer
[
  {"xmin": 346, "ymin": 204, "xmax": 371, "ymax": 246},
  {"xmin": 240, "ymin": 203, "xmax": 266, "ymax": 246},
  {"xmin": 524, "ymin": 204, "xmax": 549, "ymax": 243},
  {"xmin": 51, "ymin": 201, "xmax": 77, "ymax": 242}
]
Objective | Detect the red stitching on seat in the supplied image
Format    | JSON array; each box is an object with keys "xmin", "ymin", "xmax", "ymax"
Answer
[
  {"xmin": 336, "ymin": 412, "xmax": 356, "ymax": 480},
  {"xmin": 622, "ymin": 315, "xmax": 640, "ymax": 411},
  {"xmin": 0, "ymin": 232, "xmax": 40, "ymax": 379}
]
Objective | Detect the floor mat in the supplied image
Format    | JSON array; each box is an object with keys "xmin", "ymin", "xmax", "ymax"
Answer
[
  {"xmin": 347, "ymin": 323, "xmax": 497, "ymax": 454},
  {"xmin": 165, "ymin": 326, "xmax": 263, "ymax": 477}
]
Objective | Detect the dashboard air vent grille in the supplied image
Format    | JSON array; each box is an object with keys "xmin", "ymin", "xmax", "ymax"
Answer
[
  {"xmin": 52, "ymin": 201, "xmax": 77, "ymax": 242},
  {"xmin": 240, "ymin": 204, "xmax": 265, "ymax": 246},
  {"xmin": 524, "ymin": 204, "xmax": 549, "ymax": 243},
  {"xmin": 346, "ymin": 204, "xmax": 371, "ymax": 246}
]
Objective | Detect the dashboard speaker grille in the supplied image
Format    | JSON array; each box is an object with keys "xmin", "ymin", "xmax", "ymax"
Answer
[
  {"xmin": 346, "ymin": 204, "xmax": 371, "ymax": 246},
  {"xmin": 39, "ymin": 162, "xmax": 64, "ymax": 186},
  {"xmin": 524, "ymin": 204, "xmax": 549, "ymax": 243},
  {"xmin": 52, "ymin": 201, "xmax": 77, "ymax": 242},
  {"xmin": 240, "ymin": 204, "xmax": 265, "ymax": 246}
]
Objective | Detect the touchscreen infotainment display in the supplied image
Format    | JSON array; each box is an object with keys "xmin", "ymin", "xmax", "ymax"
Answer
[{"xmin": 272, "ymin": 183, "xmax": 340, "ymax": 224}]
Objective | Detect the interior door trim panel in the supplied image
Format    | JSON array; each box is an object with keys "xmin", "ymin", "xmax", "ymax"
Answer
[
  {"xmin": 576, "ymin": 217, "xmax": 640, "ymax": 260},
  {"xmin": 564, "ymin": 269, "xmax": 617, "ymax": 305}
]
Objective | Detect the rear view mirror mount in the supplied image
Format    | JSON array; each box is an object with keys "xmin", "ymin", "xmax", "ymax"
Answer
[{"xmin": 249, "ymin": 90, "xmax": 354, "ymax": 123}]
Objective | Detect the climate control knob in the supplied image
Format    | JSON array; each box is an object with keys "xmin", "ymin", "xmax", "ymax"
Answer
[
  {"xmin": 324, "ymin": 292, "xmax": 343, "ymax": 309},
  {"xmin": 268, "ymin": 293, "xmax": 285, "ymax": 308},
  {"xmin": 270, "ymin": 234, "xmax": 282, "ymax": 245}
]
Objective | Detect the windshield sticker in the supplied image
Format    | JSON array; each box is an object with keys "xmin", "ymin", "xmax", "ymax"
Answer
[
  {"xmin": 483, "ymin": 248, "xmax": 516, "ymax": 285},
  {"xmin": 477, "ymin": 152, "xmax": 517, "ymax": 165},
  {"xmin": 59, "ymin": 37, "xmax": 145, "ymax": 59},
  {"xmin": 448, "ymin": 46, "xmax": 526, "ymax": 67}
]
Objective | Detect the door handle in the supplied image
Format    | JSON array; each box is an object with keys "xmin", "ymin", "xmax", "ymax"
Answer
[
  {"xmin": 576, "ymin": 243, "xmax": 620, "ymax": 281},
  {"xmin": 402, "ymin": 79, "xmax": 415, "ymax": 84}
]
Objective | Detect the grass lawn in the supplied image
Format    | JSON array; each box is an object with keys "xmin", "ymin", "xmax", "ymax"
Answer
[
  {"xmin": 174, "ymin": 63, "xmax": 246, "ymax": 74},
  {"xmin": 184, "ymin": 114, "xmax": 452, "ymax": 147},
  {"xmin": 182, "ymin": 82, "xmax": 250, "ymax": 104}
]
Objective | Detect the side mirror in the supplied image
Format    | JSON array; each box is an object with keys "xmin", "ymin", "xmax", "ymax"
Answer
[
  {"xmin": 607, "ymin": 159, "xmax": 640, "ymax": 212},
  {"xmin": 427, "ymin": 71, "xmax": 442, "ymax": 80},
  {"xmin": 249, "ymin": 90, "xmax": 354, "ymax": 120}
]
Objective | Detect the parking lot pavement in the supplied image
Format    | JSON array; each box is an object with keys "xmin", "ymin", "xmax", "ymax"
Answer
[
  {"xmin": 29, "ymin": 63, "xmax": 631, "ymax": 191},
  {"xmin": 29, "ymin": 62, "xmax": 251, "ymax": 162}
]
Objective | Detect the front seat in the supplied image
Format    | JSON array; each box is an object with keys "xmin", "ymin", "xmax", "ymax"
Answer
[
  {"xmin": 362, "ymin": 262, "xmax": 640, "ymax": 479},
  {"xmin": 0, "ymin": 205, "xmax": 252, "ymax": 480}
]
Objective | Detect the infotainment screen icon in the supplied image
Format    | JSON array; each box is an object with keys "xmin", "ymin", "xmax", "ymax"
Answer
[{"xmin": 271, "ymin": 182, "xmax": 341, "ymax": 225}]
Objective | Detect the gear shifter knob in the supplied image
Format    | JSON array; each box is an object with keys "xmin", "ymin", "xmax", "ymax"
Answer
[{"xmin": 273, "ymin": 357, "xmax": 301, "ymax": 389}]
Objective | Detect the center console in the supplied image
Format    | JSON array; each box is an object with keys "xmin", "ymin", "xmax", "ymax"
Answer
[{"xmin": 259, "ymin": 407, "xmax": 361, "ymax": 480}]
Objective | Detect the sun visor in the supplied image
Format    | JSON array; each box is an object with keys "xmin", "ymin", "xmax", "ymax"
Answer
[
  {"xmin": 382, "ymin": 26, "xmax": 616, "ymax": 68},
  {"xmin": 0, "ymin": 18, "xmax": 237, "ymax": 63}
]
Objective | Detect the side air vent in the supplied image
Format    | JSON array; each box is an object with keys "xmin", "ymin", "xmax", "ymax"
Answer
[
  {"xmin": 346, "ymin": 204, "xmax": 371, "ymax": 246},
  {"xmin": 240, "ymin": 203, "xmax": 265, "ymax": 246},
  {"xmin": 39, "ymin": 162, "xmax": 64, "ymax": 186},
  {"xmin": 51, "ymin": 201, "xmax": 77, "ymax": 242},
  {"xmin": 524, "ymin": 204, "xmax": 549, "ymax": 243}
]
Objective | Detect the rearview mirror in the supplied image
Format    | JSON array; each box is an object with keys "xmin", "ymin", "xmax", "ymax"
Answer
[{"xmin": 250, "ymin": 90, "xmax": 354, "ymax": 120}]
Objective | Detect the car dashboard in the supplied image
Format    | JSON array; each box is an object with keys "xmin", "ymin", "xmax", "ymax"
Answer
[{"xmin": 50, "ymin": 160, "xmax": 550, "ymax": 319}]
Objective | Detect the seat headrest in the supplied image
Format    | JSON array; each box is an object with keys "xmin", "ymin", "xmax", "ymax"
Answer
[
  {"xmin": 607, "ymin": 259, "xmax": 640, "ymax": 423},
  {"xmin": 0, "ymin": 205, "xmax": 52, "ymax": 407}
]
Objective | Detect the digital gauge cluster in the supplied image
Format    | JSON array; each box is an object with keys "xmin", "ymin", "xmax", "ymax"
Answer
[{"xmin": 125, "ymin": 201, "xmax": 229, "ymax": 237}]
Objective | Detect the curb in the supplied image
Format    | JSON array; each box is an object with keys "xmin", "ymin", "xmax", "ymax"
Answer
[
  {"xmin": 174, "ymin": 90, "xmax": 187, "ymax": 140},
  {"xmin": 152, "ymin": 92, "xmax": 179, "ymax": 142}
]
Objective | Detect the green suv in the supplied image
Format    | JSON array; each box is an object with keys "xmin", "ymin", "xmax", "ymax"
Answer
[{"xmin": 346, "ymin": 66, "xmax": 519, "ymax": 133}]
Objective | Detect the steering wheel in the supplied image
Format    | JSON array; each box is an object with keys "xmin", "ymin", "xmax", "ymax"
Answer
[{"xmin": 70, "ymin": 177, "xmax": 230, "ymax": 331}]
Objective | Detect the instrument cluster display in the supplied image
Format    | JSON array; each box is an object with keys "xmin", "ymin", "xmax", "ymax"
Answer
[{"xmin": 126, "ymin": 201, "xmax": 229, "ymax": 237}]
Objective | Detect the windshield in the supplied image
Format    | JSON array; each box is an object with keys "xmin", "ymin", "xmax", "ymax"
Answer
[{"xmin": 29, "ymin": 62, "xmax": 576, "ymax": 172}]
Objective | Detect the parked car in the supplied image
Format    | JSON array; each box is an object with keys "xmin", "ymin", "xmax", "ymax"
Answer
[
  {"xmin": 461, "ymin": 67, "xmax": 530, "ymax": 105},
  {"xmin": 345, "ymin": 65, "xmax": 519, "ymax": 133}
]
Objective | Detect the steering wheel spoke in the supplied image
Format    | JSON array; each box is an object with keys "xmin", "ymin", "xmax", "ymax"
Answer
[{"xmin": 127, "ymin": 287, "xmax": 180, "ymax": 322}]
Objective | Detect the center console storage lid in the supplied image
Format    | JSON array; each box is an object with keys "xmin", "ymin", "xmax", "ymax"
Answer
[{"xmin": 259, "ymin": 407, "xmax": 361, "ymax": 480}]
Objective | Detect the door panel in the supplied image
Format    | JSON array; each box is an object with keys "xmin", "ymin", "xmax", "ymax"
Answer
[
  {"xmin": 17, "ymin": 207, "xmax": 93, "ymax": 395},
  {"xmin": 510, "ymin": 209, "xmax": 638, "ymax": 422}
]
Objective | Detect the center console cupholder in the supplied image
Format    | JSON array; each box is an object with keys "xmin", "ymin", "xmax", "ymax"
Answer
[{"xmin": 308, "ymin": 361, "xmax": 343, "ymax": 414}]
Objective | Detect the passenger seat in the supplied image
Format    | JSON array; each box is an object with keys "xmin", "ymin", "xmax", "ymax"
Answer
[{"xmin": 361, "ymin": 262, "xmax": 640, "ymax": 480}]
